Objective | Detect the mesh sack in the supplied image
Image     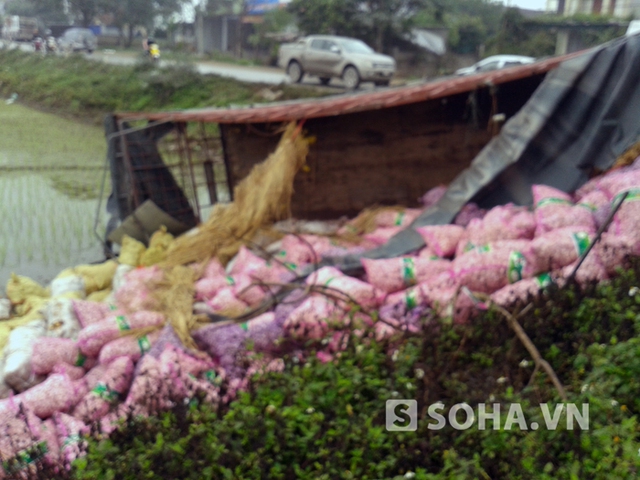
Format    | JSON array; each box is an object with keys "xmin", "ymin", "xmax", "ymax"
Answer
[
  {"xmin": 533, "ymin": 184, "xmax": 595, "ymax": 235},
  {"xmin": 415, "ymin": 225, "xmax": 465, "ymax": 257},
  {"xmin": 31, "ymin": 338, "xmax": 86, "ymax": 375},
  {"xmin": 72, "ymin": 300, "xmax": 112, "ymax": 329},
  {"xmin": 77, "ymin": 311, "xmax": 165, "ymax": 357},
  {"xmin": 531, "ymin": 227, "xmax": 594, "ymax": 272},
  {"xmin": 98, "ymin": 330, "xmax": 161, "ymax": 365},
  {"xmin": 72, "ymin": 356, "xmax": 134, "ymax": 422},
  {"xmin": 362, "ymin": 256, "xmax": 451, "ymax": 294}
]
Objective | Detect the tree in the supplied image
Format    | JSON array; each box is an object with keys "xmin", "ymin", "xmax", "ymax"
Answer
[
  {"xmin": 288, "ymin": 0, "xmax": 431, "ymax": 52},
  {"xmin": 5, "ymin": 0, "xmax": 68, "ymax": 24}
]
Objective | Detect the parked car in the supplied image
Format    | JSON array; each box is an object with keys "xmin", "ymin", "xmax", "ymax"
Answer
[
  {"xmin": 454, "ymin": 55, "xmax": 536, "ymax": 76},
  {"xmin": 277, "ymin": 35, "xmax": 396, "ymax": 89},
  {"xmin": 57, "ymin": 28, "xmax": 97, "ymax": 54}
]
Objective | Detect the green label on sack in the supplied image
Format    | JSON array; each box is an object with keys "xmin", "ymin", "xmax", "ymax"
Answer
[
  {"xmin": 507, "ymin": 251, "xmax": 526, "ymax": 284},
  {"xmin": 4, "ymin": 442, "xmax": 47, "ymax": 470},
  {"xmin": 62, "ymin": 434, "xmax": 81, "ymax": 448},
  {"xmin": 577, "ymin": 202, "xmax": 597, "ymax": 212},
  {"xmin": 477, "ymin": 245, "xmax": 491, "ymax": 254},
  {"xmin": 93, "ymin": 383, "xmax": 119, "ymax": 402},
  {"xmin": 277, "ymin": 250, "xmax": 287, "ymax": 257},
  {"xmin": 108, "ymin": 304, "xmax": 117, "ymax": 311},
  {"xmin": 240, "ymin": 322, "xmax": 249, "ymax": 332},
  {"xmin": 75, "ymin": 353, "xmax": 87, "ymax": 367},
  {"xmin": 204, "ymin": 370, "xmax": 217, "ymax": 383},
  {"xmin": 115, "ymin": 315, "xmax": 130, "ymax": 331},
  {"xmin": 535, "ymin": 273, "xmax": 552, "ymax": 288},
  {"xmin": 284, "ymin": 262, "xmax": 297, "ymax": 271},
  {"xmin": 138, "ymin": 335, "xmax": 152, "ymax": 355},
  {"xmin": 536, "ymin": 197, "xmax": 572, "ymax": 208},
  {"xmin": 324, "ymin": 277, "xmax": 335, "ymax": 287},
  {"xmin": 395, "ymin": 211, "xmax": 406, "ymax": 226},
  {"xmin": 613, "ymin": 188, "xmax": 640, "ymax": 204},
  {"xmin": 402, "ymin": 258, "xmax": 417, "ymax": 286},
  {"xmin": 225, "ymin": 276, "xmax": 235, "ymax": 286},
  {"xmin": 463, "ymin": 242, "xmax": 476, "ymax": 253},
  {"xmin": 405, "ymin": 289, "xmax": 418, "ymax": 309},
  {"xmin": 571, "ymin": 232, "xmax": 591, "ymax": 256}
]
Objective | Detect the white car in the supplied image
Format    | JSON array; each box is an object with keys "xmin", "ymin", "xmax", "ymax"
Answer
[{"xmin": 455, "ymin": 55, "xmax": 536, "ymax": 76}]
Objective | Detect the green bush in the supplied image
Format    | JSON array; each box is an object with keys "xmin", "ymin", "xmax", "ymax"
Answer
[
  {"xmin": 0, "ymin": 50, "xmax": 327, "ymax": 124},
  {"xmin": 67, "ymin": 264, "xmax": 640, "ymax": 480}
]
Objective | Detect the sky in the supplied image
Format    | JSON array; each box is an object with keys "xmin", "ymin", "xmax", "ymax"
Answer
[{"xmin": 500, "ymin": 0, "xmax": 548, "ymax": 10}]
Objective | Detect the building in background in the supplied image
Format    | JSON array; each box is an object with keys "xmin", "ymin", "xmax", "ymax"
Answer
[
  {"xmin": 547, "ymin": 0, "xmax": 640, "ymax": 17},
  {"xmin": 196, "ymin": 0, "xmax": 290, "ymax": 55}
]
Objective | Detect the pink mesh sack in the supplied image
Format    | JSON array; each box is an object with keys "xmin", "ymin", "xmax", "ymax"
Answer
[
  {"xmin": 206, "ymin": 287, "xmax": 250, "ymax": 316},
  {"xmin": 31, "ymin": 338, "xmax": 87, "ymax": 375},
  {"xmin": 72, "ymin": 300, "xmax": 111, "ymax": 328},
  {"xmin": 77, "ymin": 311, "xmax": 165, "ymax": 357},
  {"xmin": 420, "ymin": 185, "xmax": 447, "ymax": 208},
  {"xmin": 577, "ymin": 189, "xmax": 611, "ymax": 230},
  {"xmin": 596, "ymin": 232, "xmax": 640, "ymax": 275},
  {"xmin": 114, "ymin": 266, "xmax": 164, "ymax": 313},
  {"xmin": 557, "ymin": 251, "xmax": 608, "ymax": 287},
  {"xmin": 490, "ymin": 273, "xmax": 553, "ymax": 307},
  {"xmin": 284, "ymin": 296, "xmax": 344, "ymax": 340},
  {"xmin": 203, "ymin": 258, "xmax": 226, "ymax": 279},
  {"xmin": 454, "ymin": 203, "xmax": 487, "ymax": 227},
  {"xmin": 98, "ymin": 330, "xmax": 161, "ymax": 365},
  {"xmin": 232, "ymin": 275, "xmax": 269, "ymax": 307},
  {"xmin": 53, "ymin": 412, "xmax": 89, "ymax": 464},
  {"xmin": 374, "ymin": 209, "xmax": 422, "ymax": 228},
  {"xmin": 459, "ymin": 204, "xmax": 531, "ymax": 253},
  {"xmin": 363, "ymin": 227, "xmax": 403, "ymax": 246},
  {"xmin": 531, "ymin": 227, "xmax": 594, "ymax": 272},
  {"xmin": 72, "ymin": 356, "xmax": 134, "ymax": 422},
  {"xmin": 51, "ymin": 364, "xmax": 86, "ymax": 381},
  {"xmin": 382, "ymin": 284, "xmax": 428, "ymax": 312},
  {"xmin": 124, "ymin": 355, "xmax": 170, "ymax": 411},
  {"xmin": 533, "ymin": 185, "xmax": 595, "ymax": 235},
  {"xmin": 609, "ymin": 189, "xmax": 640, "ymax": 238},
  {"xmin": 596, "ymin": 169, "xmax": 640, "ymax": 198},
  {"xmin": 452, "ymin": 241, "xmax": 537, "ymax": 294},
  {"xmin": 194, "ymin": 274, "xmax": 236, "ymax": 302},
  {"xmin": 20, "ymin": 373, "xmax": 89, "ymax": 419},
  {"xmin": 415, "ymin": 225, "xmax": 465, "ymax": 257},
  {"xmin": 305, "ymin": 266, "xmax": 384, "ymax": 308},
  {"xmin": 361, "ymin": 257, "xmax": 451, "ymax": 294}
]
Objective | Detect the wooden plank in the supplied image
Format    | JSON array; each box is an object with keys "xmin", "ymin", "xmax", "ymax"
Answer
[{"xmin": 220, "ymin": 78, "xmax": 542, "ymax": 219}]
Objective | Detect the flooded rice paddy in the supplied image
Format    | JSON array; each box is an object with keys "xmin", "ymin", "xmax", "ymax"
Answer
[{"xmin": 0, "ymin": 101, "xmax": 107, "ymax": 285}]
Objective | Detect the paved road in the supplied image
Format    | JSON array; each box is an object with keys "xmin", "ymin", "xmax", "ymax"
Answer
[
  {"xmin": 93, "ymin": 51, "xmax": 390, "ymax": 90},
  {"xmin": 4, "ymin": 40, "xmax": 408, "ymax": 90}
]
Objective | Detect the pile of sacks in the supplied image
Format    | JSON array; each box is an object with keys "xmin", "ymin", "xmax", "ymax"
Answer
[{"xmin": 0, "ymin": 159, "xmax": 639, "ymax": 474}]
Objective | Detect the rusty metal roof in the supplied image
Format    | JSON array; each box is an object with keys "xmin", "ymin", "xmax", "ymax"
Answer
[{"xmin": 115, "ymin": 51, "xmax": 585, "ymax": 124}]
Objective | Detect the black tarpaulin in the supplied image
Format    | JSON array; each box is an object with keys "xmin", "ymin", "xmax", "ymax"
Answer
[{"xmin": 316, "ymin": 34, "xmax": 640, "ymax": 276}]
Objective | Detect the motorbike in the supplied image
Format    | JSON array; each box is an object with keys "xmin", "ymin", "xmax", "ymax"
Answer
[
  {"xmin": 149, "ymin": 42, "xmax": 160, "ymax": 62},
  {"xmin": 45, "ymin": 36, "xmax": 57, "ymax": 54},
  {"xmin": 33, "ymin": 37, "xmax": 44, "ymax": 53}
]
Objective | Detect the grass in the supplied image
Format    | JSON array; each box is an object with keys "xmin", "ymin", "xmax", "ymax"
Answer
[
  {"xmin": 0, "ymin": 101, "xmax": 107, "ymax": 286},
  {"xmin": 0, "ymin": 49, "xmax": 328, "ymax": 125}
]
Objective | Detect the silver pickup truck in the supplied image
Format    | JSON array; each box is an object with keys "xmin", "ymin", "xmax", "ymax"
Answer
[{"xmin": 277, "ymin": 35, "xmax": 396, "ymax": 89}]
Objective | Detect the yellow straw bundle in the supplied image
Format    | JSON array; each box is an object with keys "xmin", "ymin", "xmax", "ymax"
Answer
[{"xmin": 164, "ymin": 121, "xmax": 310, "ymax": 267}]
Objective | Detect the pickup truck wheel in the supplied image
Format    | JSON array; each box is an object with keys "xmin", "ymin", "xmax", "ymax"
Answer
[
  {"xmin": 319, "ymin": 77, "xmax": 331, "ymax": 85},
  {"xmin": 342, "ymin": 66, "xmax": 360, "ymax": 90},
  {"xmin": 287, "ymin": 61, "xmax": 303, "ymax": 83}
]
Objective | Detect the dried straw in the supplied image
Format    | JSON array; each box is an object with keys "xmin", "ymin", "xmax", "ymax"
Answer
[
  {"xmin": 613, "ymin": 139, "xmax": 640, "ymax": 169},
  {"xmin": 164, "ymin": 121, "xmax": 311, "ymax": 267}
]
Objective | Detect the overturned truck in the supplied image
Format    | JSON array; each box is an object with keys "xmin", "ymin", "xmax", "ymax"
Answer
[{"xmin": 102, "ymin": 34, "xmax": 640, "ymax": 274}]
